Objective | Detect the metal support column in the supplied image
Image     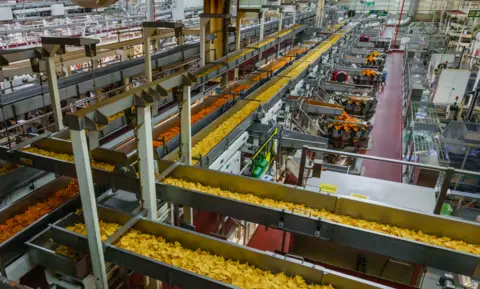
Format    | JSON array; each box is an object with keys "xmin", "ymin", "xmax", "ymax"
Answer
[
  {"xmin": 200, "ymin": 18, "xmax": 209, "ymax": 67},
  {"xmin": 177, "ymin": 31, "xmax": 185, "ymax": 46},
  {"xmin": 278, "ymin": 9, "xmax": 284, "ymax": 32},
  {"xmin": 180, "ymin": 86, "xmax": 192, "ymax": 165},
  {"xmin": 316, "ymin": 0, "xmax": 324, "ymax": 28},
  {"xmin": 297, "ymin": 146, "xmax": 308, "ymax": 186},
  {"xmin": 276, "ymin": 10, "xmax": 284, "ymax": 57},
  {"xmin": 137, "ymin": 105, "xmax": 157, "ymax": 220},
  {"xmin": 123, "ymin": 77, "xmax": 130, "ymax": 92},
  {"xmin": 434, "ymin": 167, "xmax": 455, "ymax": 214},
  {"xmin": 258, "ymin": 10, "xmax": 266, "ymax": 63},
  {"xmin": 454, "ymin": 147, "xmax": 471, "ymax": 191},
  {"xmin": 180, "ymin": 84, "xmax": 193, "ymax": 225},
  {"xmin": 70, "ymin": 130, "xmax": 108, "ymax": 289},
  {"xmin": 259, "ymin": 11, "xmax": 265, "ymax": 40},
  {"xmin": 457, "ymin": 24, "xmax": 465, "ymax": 51},
  {"xmin": 144, "ymin": 36, "xmax": 153, "ymax": 82},
  {"xmin": 439, "ymin": 10, "xmax": 444, "ymax": 31},
  {"xmin": 234, "ymin": 12, "xmax": 246, "ymax": 79},
  {"xmin": 45, "ymin": 57, "xmax": 64, "ymax": 131},
  {"xmin": 91, "ymin": 57, "xmax": 99, "ymax": 70},
  {"xmin": 146, "ymin": 0, "xmax": 154, "ymax": 21}
]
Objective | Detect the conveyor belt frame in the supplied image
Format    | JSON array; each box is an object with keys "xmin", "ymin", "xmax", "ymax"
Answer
[{"xmin": 49, "ymin": 206, "xmax": 391, "ymax": 289}]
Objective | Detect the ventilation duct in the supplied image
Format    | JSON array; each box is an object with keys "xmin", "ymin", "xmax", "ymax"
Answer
[{"xmin": 369, "ymin": 0, "xmax": 419, "ymax": 27}]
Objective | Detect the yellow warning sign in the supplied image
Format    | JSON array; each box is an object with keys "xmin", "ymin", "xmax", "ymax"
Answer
[
  {"xmin": 351, "ymin": 193, "xmax": 369, "ymax": 200},
  {"xmin": 319, "ymin": 184, "xmax": 338, "ymax": 193}
]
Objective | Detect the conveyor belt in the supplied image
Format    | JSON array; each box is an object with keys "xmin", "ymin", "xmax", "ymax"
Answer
[
  {"xmin": 0, "ymin": 12, "xmax": 315, "ymax": 122},
  {"xmin": 0, "ymin": 165, "xmax": 48, "ymax": 200},
  {"xmin": 164, "ymin": 24, "xmax": 358, "ymax": 166},
  {"xmin": 0, "ymin": 21, "xmax": 360, "ymax": 207},
  {"xmin": 113, "ymin": 43, "xmax": 314, "ymax": 159},
  {"xmin": 0, "ymin": 177, "xmax": 82, "ymax": 276},
  {"xmin": 56, "ymin": 30, "xmax": 306, "ymax": 144},
  {"xmin": 0, "ymin": 136, "xmax": 142, "ymax": 194},
  {"xmin": 26, "ymin": 227, "xmax": 93, "ymax": 280},
  {"xmin": 0, "ymin": 22, "xmax": 316, "ymax": 192},
  {"xmin": 0, "ymin": 19, "xmax": 376, "ymax": 277},
  {"xmin": 155, "ymin": 163, "xmax": 480, "ymax": 278},
  {"xmin": 193, "ymin": 24, "xmax": 306, "ymax": 86},
  {"xmin": 48, "ymin": 206, "xmax": 389, "ymax": 289},
  {"xmin": 0, "ymin": 14, "xmax": 335, "ymax": 282}
]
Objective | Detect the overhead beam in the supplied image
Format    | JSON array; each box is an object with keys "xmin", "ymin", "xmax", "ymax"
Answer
[
  {"xmin": 63, "ymin": 71, "xmax": 196, "ymax": 131},
  {"xmin": 41, "ymin": 37, "xmax": 100, "ymax": 47}
]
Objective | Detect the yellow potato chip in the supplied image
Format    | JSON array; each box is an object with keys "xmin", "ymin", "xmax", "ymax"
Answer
[
  {"xmin": 162, "ymin": 177, "xmax": 480, "ymax": 256},
  {"xmin": 67, "ymin": 222, "xmax": 332, "ymax": 289}
]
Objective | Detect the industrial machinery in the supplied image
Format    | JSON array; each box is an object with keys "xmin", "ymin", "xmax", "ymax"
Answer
[{"xmin": 0, "ymin": 6, "xmax": 478, "ymax": 289}]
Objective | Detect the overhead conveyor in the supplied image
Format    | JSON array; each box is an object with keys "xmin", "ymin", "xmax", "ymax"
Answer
[
  {"xmin": 193, "ymin": 24, "xmax": 307, "ymax": 86},
  {"xmin": 0, "ymin": 20, "xmax": 334, "ymax": 195},
  {"xmin": 111, "ymin": 44, "xmax": 309, "ymax": 159},
  {"xmin": 163, "ymin": 23, "xmax": 359, "ymax": 167},
  {"xmin": 0, "ymin": 11, "xmax": 316, "ymax": 123}
]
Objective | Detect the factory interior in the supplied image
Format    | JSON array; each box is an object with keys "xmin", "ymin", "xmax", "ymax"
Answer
[{"xmin": 0, "ymin": 0, "xmax": 479, "ymax": 288}]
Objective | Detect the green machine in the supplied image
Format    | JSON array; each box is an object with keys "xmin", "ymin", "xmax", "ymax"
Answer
[
  {"xmin": 251, "ymin": 128, "xmax": 278, "ymax": 178},
  {"xmin": 368, "ymin": 10, "xmax": 388, "ymax": 17}
]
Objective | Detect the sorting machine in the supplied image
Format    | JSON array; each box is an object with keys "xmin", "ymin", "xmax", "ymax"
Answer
[
  {"xmin": 279, "ymin": 57, "xmax": 377, "ymax": 157},
  {"xmin": 0, "ymin": 15, "xmax": 478, "ymax": 289},
  {"xmin": 357, "ymin": 34, "xmax": 391, "ymax": 50},
  {"xmin": 284, "ymin": 93, "xmax": 372, "ymax": 153},
  {"xmin": 322, "ymin": 69, "xmax": 379, "ymax": 120}
]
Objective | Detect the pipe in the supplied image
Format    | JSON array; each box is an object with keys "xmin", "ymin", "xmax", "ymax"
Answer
[
  {"xmin": 475, "ymin": 30, "xmax": 480, "ymax": 42},
  {"xmin": 407, "ymin": 0, "xmax": 419, "ymax": 18},
  {"xmin": 369, "ymin": 0, "xmax": 418, "ymax": 29},
  {"xmin": 393, "ymin": 0, "xmax": 407, "ymax": 46},
  {"xmin": 368, "ymin": 16, "xmax": 411, "ymax": 28}
]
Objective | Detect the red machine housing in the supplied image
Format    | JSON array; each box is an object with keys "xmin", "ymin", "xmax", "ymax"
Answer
[
  {"xmin": 359, "ymin": 35, "xmax": 370, "ymax": 42},
  {"xmin": 332, "ymin": 70, "xmax": 349, "ymax": 82}
]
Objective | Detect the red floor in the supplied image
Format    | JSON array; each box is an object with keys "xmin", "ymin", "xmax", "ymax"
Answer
[
  {"xmin": 362, "ymin": 27, "xmax": 403, "ymax": 183},
  {"xmin": 247, "ymin": 226, "xmax": 291, "ymax": 252},
  {"xmin": 362, "ymin": 52, "xmax": 404, "ymax": 182}
]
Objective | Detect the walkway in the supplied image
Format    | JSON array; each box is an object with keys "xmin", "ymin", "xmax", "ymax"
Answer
[{"xmin": 363, "ymin": 27, "xmax": 404, "ymax": 183}]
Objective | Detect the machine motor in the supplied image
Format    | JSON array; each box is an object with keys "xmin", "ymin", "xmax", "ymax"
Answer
[{"xmin": 332, "ymin": 70, "xmax": 348, "ymax": 83}]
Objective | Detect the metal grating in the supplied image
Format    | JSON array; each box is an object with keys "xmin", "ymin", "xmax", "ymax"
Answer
[{"xmin": 411, "ymin": 101, "xmax": 439, "ymax": 131}]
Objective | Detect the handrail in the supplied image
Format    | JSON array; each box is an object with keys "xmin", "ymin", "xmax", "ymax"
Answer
[{"xmin": 295, "ymin": 145, "xmax": 479, "ymax": 215}]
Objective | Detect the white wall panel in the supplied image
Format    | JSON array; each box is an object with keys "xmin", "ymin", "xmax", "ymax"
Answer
[{"xmin": 0, "ymin": 7, "xmax": 13, "ymax": 21}]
